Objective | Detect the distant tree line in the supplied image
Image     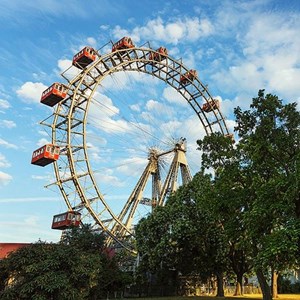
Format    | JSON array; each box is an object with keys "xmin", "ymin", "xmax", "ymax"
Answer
[{"xmin": 135, "ymin": 90, "xmax": 300, "ymax": 300}]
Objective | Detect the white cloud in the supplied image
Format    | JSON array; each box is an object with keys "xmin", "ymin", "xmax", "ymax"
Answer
[
  {"xmin": 0, "ymin": 197, "xmax": 59, "ymax": 203},
  {"xmin": 0, "ymin": 171, "xmax": 12, "ymax": 186},
  {"xmin": 211, "ymin": 6, "xmax": 300, "ymax": 104},
  {"xmin": 24, "ymin": 215, "xmax": 39, "ymax": 226},
  {"xmin": 0, "ymin": 153, "xmax": 10, "ymax": 168},
  {"xmin": 31, "ymin": 175, "xmax": 50, "ymax": 180},
  {"xmin": 0, "ymin": 99, "xmax": 10, "ymax": 110},
  {"xmin": 116, "ymin": 157, "xmax": 147, "ymax": 176},
  {"xmin": 37, "ymin": 138, "xmax": 50, "ymax": 147},
  {"xmin": 0, "ymin": 120, "xmax": 16, "ymax": 128},
  {"xmin": 160, "ymin": 120, "xmax": 182, "ymax": 135},
  {"xmin": 57, "ymin": 59, "xmax": 72, "ymax": 72},
  {"xmin": 16, "ymin": 82, "xmax": 47, "ymax": 104},
  {"xmin": 130, "ymin": 104, "xmax": 140, "ymax": 112},
  {"xmin": 0, "ymin": 138, "xmax": 18, "ymax": 149},
  {"xmin": 145, "ymin": 99, "xmax": 173, "ymax": 116},
  {"xmin": 89, "ymin": 92, "xmax": 141, "ymax": 134},
  {"xmin": 100, "ymin": 24, "xmax": 109, "ymax": 31},
  {"xmin": 38, "ymin": 130, "xmax": 49, "ymax": 137},
  {"xmin": 86, "ymin": 37, "xmax": 97, "ymax": 47},
  {"xmin": 56, "ymin": 58, "xmax": 81, "ymax": 81},
  {"xmin": 86, "ymin": 142, "xmax": 105, "ymax": 163},
  {"xmin": 225, "ymin": 119, "xmax": 237, "ymax": 135},
  {"xmin": 163, "ymin": 86, "xmax": 186, "ymax": 106},
  {"xmin": 94, "ymin": 169, "xmax": 124, "ymax": 187},
  {"xmin": 112, "ymin": 17, "xmax": 214, "ymax": 45}
]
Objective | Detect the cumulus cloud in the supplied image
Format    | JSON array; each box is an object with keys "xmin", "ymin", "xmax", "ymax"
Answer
[
  {"xmin": 211, "ymin": 6, "xmax": 300, "ymax": 107},
  {"xmin": 94, "ymin": 168, "xmax": 124, "ymax": 187},
  {"xmin": 0, "ymin": 153, "xmax": 10, "ymax": 168},
  {"xmin": 0, "ymin": 99, "xmax": 10, "ymax": 110},
  {"xmin": 0, "ymin": 171, "xmax": 12, "ymax": 186},
  {"xmin": 112, "ymin": 17, "xmax": 214, "ymax": 45},
  {"xmin": 86, "ymin": 37, "xmax": 97, "ymax": 47},
  {"xmin": 145, "ymin": 99, "xmax": 174, "ymax": 116},
  {"xmin": 31, "ymin": 175, "xmax": 50, "ymax": 180},
  {"xmin": 57, "ymin": 59, "xmax": 72, "ymax": 73},
  {"xmin": 86, "ymin": 142, "xmax": 106, "ymax": 163},
  {"xmin": 163, "ymin": 86, "xmax": 186, "ymax": 106},
  {"xmin": 130, "ymin": 104, "xmax": 140, "ymax": 112},
  {"xmin": 0, "ymin": 138, "xmax": 17, "ymax": 149},
  {"xmin": 16, "ymin": 82, "xmax": 47, "ymax": 104},
  {"xmin": 116, "ymin": 157, "xmax": 148, "ymax": 176},
  {"xmin": 56, "ymin": 58, "xmax": 80, "ymax": 80},
  {"xmin": 0, "ymin": 120, "xmax": 16, "ymax": 128},
  {"xmin": 37, "ymin": 138, "xmax": 50, "ymax": 147},
  {"xmin": 89, "ymin": 92, "xmax": 150, "ymax": 135}
]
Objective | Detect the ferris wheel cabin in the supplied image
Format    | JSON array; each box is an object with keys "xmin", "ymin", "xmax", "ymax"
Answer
[
  {"xmin": 40, "ymin": 83, "xmax": 68, "ymax": 107},
  {"xmin": 149, "ymin": 47, "xmax": 168, "ymax": 62},
  {"xmin": 180, "ymin": 69, "xmax": 197, "ymax": 85},
  {"xmin": 31, "ymin": 144, "xmax": 60, "ymax": 167},
  {"xmin": 51, "ymin": 211, "xmax": 81, "ymax": 230},
  {"xmin": 112, "ymin": 37, "xmax": 135, "ymax": 52},
  {"xmin": 72, "ymin": 46, "xmax": 97, "ymax": 69},
  {"xmin": 202, "ymin": 99, "xmax": 220, "ymax": 113}
]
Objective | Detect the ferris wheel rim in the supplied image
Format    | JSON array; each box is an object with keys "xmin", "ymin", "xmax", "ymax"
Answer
[{"xmin": 48, "ymin": 43, "xmax": 230, "ymax": 251}]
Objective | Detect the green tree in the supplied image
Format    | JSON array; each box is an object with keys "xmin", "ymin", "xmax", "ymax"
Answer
[
  {"xmin": 136, "ymin": 174, "xmax": 229, "ymax": 297},
  {"xmin": 0, "ymin": 225, "xmax": 124, "ymax": 300},
  {"xmin": 198, "ymin": 90, "xmax": 300, "ymax": 300},
  {"xmin": 198, "ymin": 133, "xmax": 253, "ymax": 296}
]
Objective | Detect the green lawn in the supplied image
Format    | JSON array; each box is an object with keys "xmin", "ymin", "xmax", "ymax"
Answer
[{"xmin": 126, "ymin": 295, "xmax": 300, "ymax": 300}]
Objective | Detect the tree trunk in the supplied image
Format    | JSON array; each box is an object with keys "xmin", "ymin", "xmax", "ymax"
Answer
[
  {"xmin": 272, "ymin": 270, "xmax": 279, "ymax": 298},
  {"xmin": 216, "ymin": 271, "xmax": 225, "ymax": 297},
  {"xmin": 234, "ymin": 272, "xmax": 243, "ymax": 296},
  {"xmin": 256, "ymin": 269, "xmax": 272, "ymax": 300}
]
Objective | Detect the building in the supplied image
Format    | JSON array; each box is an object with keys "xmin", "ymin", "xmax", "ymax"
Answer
[{"xmin": 0, "ymin": 243, "xmax": 31, "ymax": 259}]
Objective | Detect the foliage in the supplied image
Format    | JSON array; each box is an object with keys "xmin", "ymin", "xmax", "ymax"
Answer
[
  {"xmin": 136, "ymin": 173, "xmax": 229, "ymax": 296},
  {"xmin": 0, "ymin": 225, "xmax": 124, "ymax": 300},
  {"xmin": 135, "ymin": 90, "xmax": 299, "ymax": 300},
  {"xmin": 198, "ymin": 90, "xmax": 300, "ymax": 300}
]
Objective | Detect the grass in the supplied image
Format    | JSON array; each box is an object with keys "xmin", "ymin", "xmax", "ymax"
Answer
[{"xmin": 126, "ymin": 295, "xmax": 300, "ymax": 300}]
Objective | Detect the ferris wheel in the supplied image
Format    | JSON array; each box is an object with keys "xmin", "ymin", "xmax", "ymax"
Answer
[{"xmin": 31, "ymin": 37, "xmax": 231, "ymax": 252}]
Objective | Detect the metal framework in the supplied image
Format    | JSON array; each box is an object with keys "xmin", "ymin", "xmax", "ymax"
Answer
[{"xmin": 41, "ymin": 43, "xmax": 230, "ymax": 251}]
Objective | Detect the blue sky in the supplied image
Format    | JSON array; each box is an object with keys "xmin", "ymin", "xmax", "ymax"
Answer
[{"xmin": 0, "ymin": 0, "xmax": 299, "ymax": 243}]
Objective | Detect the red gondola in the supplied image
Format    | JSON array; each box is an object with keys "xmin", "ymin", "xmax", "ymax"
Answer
[
  {"xmin": 202, "ymin": 99, "xmax": 220, "ymax": 113},
  {"xmin": 31, "ymin": 144, "xmax": 60, "ymax": 167},
  {"xmin": 149, "ymin": 47, "xmax": 168, "ymax": 63},
  {"xmin": 72, "ymin": 46, "xmax": 97, "ymax": 69},
  {"xmin": 51, "ymin": 211, "xmax": 81, "ymax": 230},
  {"xmin": 112, "ymin": 37, "xmax": 135, "ymax": 52},
  {"xmin": 180, "ymin": 69, "xmax": 197, "ymax": 85},
  {"xmin": 40, "ymin": 83, "xmax": 68, "ymax": 107}
]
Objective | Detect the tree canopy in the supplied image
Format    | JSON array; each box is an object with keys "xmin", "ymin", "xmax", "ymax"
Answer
[
  {"xmin": 0, "ymin": 225, "xmax": 125, "ymax": 300},
  {"xmin": 136, "ymin": 90, "xmax": 300, "ymax": 300}
]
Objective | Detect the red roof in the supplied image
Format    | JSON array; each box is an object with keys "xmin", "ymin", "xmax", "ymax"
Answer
[{"xmin": 0, "ymin": 243, "xmax": 31, "ymax": 259}]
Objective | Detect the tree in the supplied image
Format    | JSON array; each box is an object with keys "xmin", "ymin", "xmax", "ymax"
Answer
[
  {"xmin": 198, "ymin": 90, "xmax": 300, "ymax": 300},
  {"xmin": 136, "ymin": 174, "xmax": 229, "ymax": 297},
  {"xmin": 198, "ymin": 132, "xmax": 253, "ymax": 296},
  {"xmin": 0, "ymin": 225, "xmax": 124, "ymax": 300}
]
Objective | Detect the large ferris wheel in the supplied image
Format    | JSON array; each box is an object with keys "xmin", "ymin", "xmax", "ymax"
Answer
[{"xmin": 31, "ymin": 37, "xmax": 231, "ymax": 252}]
